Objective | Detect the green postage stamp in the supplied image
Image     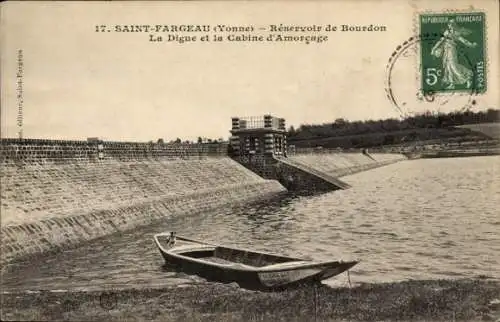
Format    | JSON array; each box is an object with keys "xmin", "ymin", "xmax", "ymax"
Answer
[{"xmin": 419, "ymin": 12, "xmax": 486, "ymax": 95}]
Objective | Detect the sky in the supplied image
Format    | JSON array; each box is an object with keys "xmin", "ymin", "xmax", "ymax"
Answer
[{"xmin": 1, "ymin": 0, "xmax": 499, "ymax": 142}]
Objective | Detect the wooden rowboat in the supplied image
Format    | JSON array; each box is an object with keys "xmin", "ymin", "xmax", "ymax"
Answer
[{"xmin": 153, "ymin": 232, "xmax": 359, "ymax": 291}]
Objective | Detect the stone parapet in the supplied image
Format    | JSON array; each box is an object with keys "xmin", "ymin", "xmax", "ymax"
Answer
[{"xmin": 0, "ymin": 139, "xmax": 228, "ymax": 164}]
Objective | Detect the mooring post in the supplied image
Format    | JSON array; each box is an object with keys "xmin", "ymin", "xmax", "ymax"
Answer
[{"xmin": 313, "ymin": 284, "xmax": 318, "ymax": 322}]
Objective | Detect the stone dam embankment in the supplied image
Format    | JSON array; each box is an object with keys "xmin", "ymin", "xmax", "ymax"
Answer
[
  {"xmin": 285, "ymin": 152, "xmax": 406, "ymax": 178},
  {"xmin": 0, "ymin": 139, "xmax": 406, "ymax": 267},
  {"xmin": 0, "ymin": 140, "xmax": 285, "ymax": 267}
]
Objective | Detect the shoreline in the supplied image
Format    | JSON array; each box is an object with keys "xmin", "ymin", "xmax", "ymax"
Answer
[
  {"xmin": 2, "ymin": 278, "xmax": 499, "ymax": 321},
  {"xmin": 419, "ymin": 150, "xmax": 500, "ymax": 159}
]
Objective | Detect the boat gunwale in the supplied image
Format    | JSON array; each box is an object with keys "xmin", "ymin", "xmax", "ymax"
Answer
[{"xmin": 153, "ymin": 233, "xmax": 359, "ymax": 273}]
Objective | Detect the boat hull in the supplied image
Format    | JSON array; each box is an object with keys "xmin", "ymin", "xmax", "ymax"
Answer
[
  {"xmin": 155, "ymin": 234, "xmax": 358, "ymax": 291},
  {"xmin": 160, "ymin": 250, "xmax": 264, "ymax": 289}
]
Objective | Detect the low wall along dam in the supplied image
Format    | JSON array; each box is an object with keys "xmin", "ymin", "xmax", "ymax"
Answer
[{"xmin": 0, "ymin": 137, "xmax": 406, "ymax": 268}]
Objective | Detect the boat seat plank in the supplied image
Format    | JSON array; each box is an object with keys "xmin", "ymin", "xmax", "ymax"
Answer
[{"xmin": 201, "ymin": 256, "xmax": 257, "ymax": 269}]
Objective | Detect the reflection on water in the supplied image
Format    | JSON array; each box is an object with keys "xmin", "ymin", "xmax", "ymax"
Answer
[{"xmin": 2, "ymin": 156, "xmax": 499, "ymax": 291}]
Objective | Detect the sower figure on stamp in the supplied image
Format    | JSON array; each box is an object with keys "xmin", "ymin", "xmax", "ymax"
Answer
[{"xmin": 430, "ymin": 19, "xmax": 477, "ymax": 90}]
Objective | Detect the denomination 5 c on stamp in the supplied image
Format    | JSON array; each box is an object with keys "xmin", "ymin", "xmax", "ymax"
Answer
[{"xmin": 419, "ymin": 12, "xmax": 486, "ymax": 95}]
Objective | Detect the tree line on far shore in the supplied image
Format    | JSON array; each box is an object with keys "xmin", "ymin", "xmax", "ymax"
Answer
[
  {"xmin": 151, "ymin": 137, "xmax": 225, "ymax": 145},
  {"xmin": 149, "ymin": 108, "xmax": 499, "ymax": 149},
  {"xmin": 287, "ymin": 108, "xmax": 499, "ymax": 148}
]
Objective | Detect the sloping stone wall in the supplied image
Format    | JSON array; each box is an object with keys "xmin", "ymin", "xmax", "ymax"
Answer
[
  {"xmin": 0, "ymin": 139, "xmax": 286, "ymax": 267},
  {"xmin": 1, "ymin": 181, "xmax": 284, "ymax": 267},
  {"xmin": 1, "ymin": 158, "xmax": 267, "ymax": 226},
  {"xmin": 286, "ymin": 153, "xmax": 407, "ymax": 178},
  {"xmin": 233, "ymin": 153, "xmax": 406, "ymax": 194}
]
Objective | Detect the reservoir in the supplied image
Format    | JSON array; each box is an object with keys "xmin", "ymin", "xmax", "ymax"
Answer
[{"xmin": 3, "ymin": 156, "xmax": 498, "ymax": 292}]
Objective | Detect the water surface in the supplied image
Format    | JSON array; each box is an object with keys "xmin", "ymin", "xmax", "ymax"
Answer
[{"xmin": 2, "ymin": 156, "xmax": 499, "ymax": 291}]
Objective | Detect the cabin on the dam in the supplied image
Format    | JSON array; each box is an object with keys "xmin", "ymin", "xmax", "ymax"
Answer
[{"xmin": 229, "ymin": 115, "xmax": 287, "ymax": 158}]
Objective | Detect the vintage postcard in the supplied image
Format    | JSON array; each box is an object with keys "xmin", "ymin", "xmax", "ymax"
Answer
[{"xmin": 1, "ymin": 0, "xmax": 499, "ymax": 321}]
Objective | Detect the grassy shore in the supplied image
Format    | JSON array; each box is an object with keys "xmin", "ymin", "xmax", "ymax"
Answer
[{"xmin": 2, "ymin": 278, "xmax": 499, "ymax": 321}]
